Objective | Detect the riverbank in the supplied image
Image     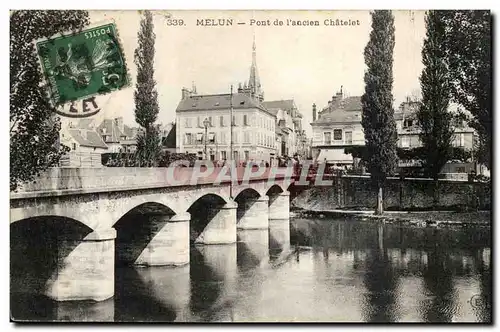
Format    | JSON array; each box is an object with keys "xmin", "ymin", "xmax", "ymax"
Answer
[{"xmin": 291, "ymin": 208, "xmax": 491, "ymax": 228}]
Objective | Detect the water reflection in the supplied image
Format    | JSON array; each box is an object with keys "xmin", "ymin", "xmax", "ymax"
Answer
[{"xmin": 10, "ymin": 217, "xmax": 491, "ymax": 323}]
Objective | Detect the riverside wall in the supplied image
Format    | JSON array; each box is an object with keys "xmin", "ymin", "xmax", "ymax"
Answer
[{"xmin": 291, "ymin": 176, "xmax": 491, "ymax": 211}]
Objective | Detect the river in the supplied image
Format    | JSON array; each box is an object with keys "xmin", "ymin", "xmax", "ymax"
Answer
[{"xmin": 11, "ymin": 217, "xmax": 491, "ymax": 323}]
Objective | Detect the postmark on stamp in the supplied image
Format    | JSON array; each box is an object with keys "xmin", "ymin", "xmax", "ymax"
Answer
[{"xmin": 35, "ymin": 22, "xmax": 129, "ymax": 117}]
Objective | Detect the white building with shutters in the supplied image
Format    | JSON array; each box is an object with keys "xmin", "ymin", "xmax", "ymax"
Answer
[
  {"xmin": 175, "ymin": 37, "xmax": 305, "ymax": 164},
  {"xmin": 175, "ymin": 87, "xmax": 277, "ymax": 163}
]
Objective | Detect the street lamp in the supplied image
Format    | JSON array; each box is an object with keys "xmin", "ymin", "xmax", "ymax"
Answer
[{"xmin": 203, "ymin": 117, "xmax": 210, "ymax": 160}]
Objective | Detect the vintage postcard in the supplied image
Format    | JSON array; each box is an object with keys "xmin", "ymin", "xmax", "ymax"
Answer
[{"xmin": 9, "ymin": 10, "xmax": 491, "ymax": 323}]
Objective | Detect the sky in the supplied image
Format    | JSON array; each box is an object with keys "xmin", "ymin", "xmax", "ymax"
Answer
[{"xmin": 76, "ymin": 10, "xmax": 426, "ymax": 136}]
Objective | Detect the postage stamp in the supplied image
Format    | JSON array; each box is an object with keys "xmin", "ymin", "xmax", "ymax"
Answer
[{"xmin": 35, "ymin": 22, "xmax": 129, "ymax": 113}]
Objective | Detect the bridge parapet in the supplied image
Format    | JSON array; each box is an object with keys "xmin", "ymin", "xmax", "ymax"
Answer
[{"xmin": 12, "ymin": 166, "xmax": 294, "ymax": 199}]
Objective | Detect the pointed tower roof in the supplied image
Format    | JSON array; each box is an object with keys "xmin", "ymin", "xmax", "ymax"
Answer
[{"xmin": 248, "ymin": 34, "xmax": 262, "ymax": 95}]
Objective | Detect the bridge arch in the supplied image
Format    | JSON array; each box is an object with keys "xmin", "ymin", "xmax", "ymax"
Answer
[
  {"xmin": 113, "ymin": 202, "xmax": 179, "ymax": 266},
  {"xmin": 10, "ymin": 205, "xmax": 98, "ymax": 231},
  {"xmin": 10, "ymin": 216, "xmax": 95, "ymax": 300},
  {"xmin": 187, "ymin": 193, "xmax": 236, "ymax": 244}
]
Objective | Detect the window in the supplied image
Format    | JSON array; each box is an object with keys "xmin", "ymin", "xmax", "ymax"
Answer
[
  {"xmin": 208, "ymin": 116, "xmax": 213, "ymax": 127},
  {"xmin": 244, "ymin": 151, "xmax": 250, "ymax": 161},
  {"xmin": 453, "ymin": 134, "xmax": 465, "ymax": 147},
  {"xmin": 345, "ymin": 131, "xmax": 352, "ymax": 145},
  {"xmin": 197, "ymin": 117, "xmax": 202, "ymax": 128},
  {"xmin": 220, "ymin": 132, "xmax": 226, "ymax": 145},
  {"xmin": 333, "ymin": 129, "xmax": 342, "ymax": 140},
  {"xmin": 208, "ymin": 132, "xmax": 216, "ymax": 144},
  {"xmin": 243, "ymin": 114, "xmax": 248, "ymax": 126},
  {"xmin": 233, "ymin": 150, "xmax": 239, "ymax": 162},
  {"xmin": 324, "ymin": 132, "xmax": 332, "ymax": 145},
  {"xmin": 244, "ymin": 132, "xmax": 250, "ymax": 143},
  {"xmin": 185, "ymin": 133, "xmax": 192, "ymax": 145},
  {"xmin": 196, "ymin": 133, "xmax": 203, "ymax": 143},
  {"xmin": 221, "ymin": 151, "xmax": 227, "ymax": 160},
  {"xmin": 220, "ymin": 116, "xmax": 224, "ymax": 127},
  {"xmin": 72, "ymin": 143, "xmax": 77, "ymax": 150},
  {"xmin": 232, "ymin": 115, "xmax": 236, "ymax": 126},
  {"xmin": 401, "ymin": 136, "xmax": 410, "ymax": 148},
  {"xmin": 403, "ymin": 119, "xmax": 414, "ymax": 128},
  {"xmin": 234, "ymin": 132, "xmax": 239, "ymax": 144},
  {"xmin": 197, "ymin": 151, "xmax": 203, "ymax": 160}
]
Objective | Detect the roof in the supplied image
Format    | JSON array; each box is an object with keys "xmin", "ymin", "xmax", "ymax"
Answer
[
  {"xmin": 77, "ymin": 119, "xmax": 95, "ymax": 129},
  {"xmin": 96, "ymin": 119, "xmax": 136, "ymax": 143},
  {"xmin": 262, "ymin": 99, "xmax": 295, "ymax": 112},
  {"xmin": 314, "ymin": 110, "xmax": 362, "ymax": 125},
  {"xmin": 68, "ymin": 129, "xmax": 108, "ymax": 149},
  {"xmin": 162, "ymin": 123, "xmax": 176, "ymax": 148},
  {"xmin": 312, "ymin": 96, "xmax": 363, "ymax": 125},
  {"xmin": 122, "ymin": 125, "xmax": 136, "ymax": 138},
  {"xmin": 176, "ymin": 93, "xmax": 272, "ymax": 114}
]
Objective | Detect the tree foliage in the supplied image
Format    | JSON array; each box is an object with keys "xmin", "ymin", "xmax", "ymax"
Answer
[
  {"xmin": 10, "ymin": 10, "xmax": 89, "ymax": 191},
  {"xmin": 135, "ymin": 126, "xmax": 162, "ymax": 167},
  {"xmin": 417, "ymin": 10, "xmax": 455, "ymax": 180},
  {"xmin": 361, "ymin": 10, "xmax": 399, "ymax": 210},
  {"xmin": 442, "ymin": 10, "xmax": 491, "ymax": 168},
  {"xmin": 134, "ymin": 10, "xmax": 161, "ymax": 166}
]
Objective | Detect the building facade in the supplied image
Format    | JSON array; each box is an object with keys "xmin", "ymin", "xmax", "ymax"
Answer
[
  {"xmin": 176, "ymin": 37, "xmax": 306, "ymax": 164},
  {"xmin": 59, "ymin": 119, "xmax": 108, "ymax": 167},
  {"xmin": 310, "ymin": 89, "xmax": 365, "ymax": 165},
  {"xmin": 176, "ymin": 90, "xmax": 277, "ymax": 163},
  {"xmin": 311, "ymin": 91, "xmax": 477, "ymax": 174},
  {"xmin": 97, "ymin": 117, "xmax": 138, "ymax": 153}
]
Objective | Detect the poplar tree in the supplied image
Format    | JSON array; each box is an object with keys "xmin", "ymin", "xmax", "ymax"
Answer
[
  {"xmin": 134, "ymin": 10, "xmax": 161, "ymax": 166},
  {"xmin": 417, "ymin": 10, "xmax": 455, "ymax": 206},
  {"xmin": 443, "ymin": 10, "xmax": 491, "ymax": 170},
  {"xmin": 10, "ymin": 10, "xmax": 89, "ymax": 191},
  {"xmin": 361, "ymin": 10, "xmax": 398, "ymax": 215}
]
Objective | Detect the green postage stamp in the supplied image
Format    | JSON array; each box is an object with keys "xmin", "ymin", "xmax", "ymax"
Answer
[{"xmin": 35, "ymin": 22, "xmax": 129, "ymax": 109}]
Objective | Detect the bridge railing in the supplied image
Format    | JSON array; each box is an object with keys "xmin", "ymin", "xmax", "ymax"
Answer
[{"xmin": 12, "ymin": 166, "xmax": 294, "ymax": 195}]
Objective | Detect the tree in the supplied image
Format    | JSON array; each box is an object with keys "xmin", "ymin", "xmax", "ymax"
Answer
[
  {"xmin": 134, "ymin": 10, "xmax": 161, "ymax": 167},
  {"xmin": 361, "ymin": 10, "xmax": 399, "ymax": 215},
  {"xmin": 417, "ymin": 10, "xmax": 455, "ymax": 206},
  {"xmin": 10, "ymin": 10, "xmax": 89, "ymax": 191},
  {"xmin": 442, "ymin": 11, "xmax": 491, "ymax": 169}
]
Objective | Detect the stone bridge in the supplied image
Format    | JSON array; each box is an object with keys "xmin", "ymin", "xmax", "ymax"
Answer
[{"xmin": 10, "ymin": 166, "xmax": 294, "ymax": 303}]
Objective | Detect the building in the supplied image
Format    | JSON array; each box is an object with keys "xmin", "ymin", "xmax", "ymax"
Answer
[
  {"xmin": 176, "ymin": 37, "xmax": 306, "ymax": 164},
  {"xmin": 160, "ymin": 122, "xmax": 177, "ymax": 153},
  {"xmin": 59, "ymin": 119, "xmax": 108, "ymax": 167},
  {"xmin": 395, "ymin": 97, "xmax": 477, "ymax": 175},
  {"xmin": 310, "ymin": 88, "xmax": 364, "ymax": 165},
  {"xmin": 311, "ymin": 90, "xmax": 478, "ymax": 175},
  {"xmin": 176, "ymin": 89, "xmax": 277, "ymax": 163},
  {"xmin": 96, "ymin": 117, "xmax": 138, "ymax": 153},
  {"xmin": 262, "ymin": 99, "xmax": 305, "ymax": 159},
  {"xmin": 395, "ymin": 98, "xmax": 475, "ymax": 151}
]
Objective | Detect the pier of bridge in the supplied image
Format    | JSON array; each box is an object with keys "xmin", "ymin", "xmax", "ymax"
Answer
[{"xmin": 10, "ymin": 166, "xmax": 294, "ymax": 302}]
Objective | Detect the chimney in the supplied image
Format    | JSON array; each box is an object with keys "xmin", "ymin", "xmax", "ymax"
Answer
[
  {"xmin": 181, "ymin": 87, "xmax": 190, "ymax": 100},
  {"xmin": 312, "ymin": 103, "xmax": 317, "ymax": 122},
  {"xmin": 114, "ymin": 117, "xmax": 124, "ymax": 134}
]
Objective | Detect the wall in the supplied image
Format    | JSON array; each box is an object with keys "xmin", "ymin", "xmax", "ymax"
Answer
[{"xmin": 292, "ymin": 176, "xmax": 491, "ymax": 211}]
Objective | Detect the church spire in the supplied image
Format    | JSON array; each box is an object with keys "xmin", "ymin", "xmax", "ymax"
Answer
[{"xmin": 248, "ymin": 34, "xmax": 263, "ymax": 100}]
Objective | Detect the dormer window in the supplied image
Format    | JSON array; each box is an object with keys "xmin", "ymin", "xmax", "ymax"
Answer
[{"xmin": 240, "ymin": 101, "xmax": 245, "ymax": 105}]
